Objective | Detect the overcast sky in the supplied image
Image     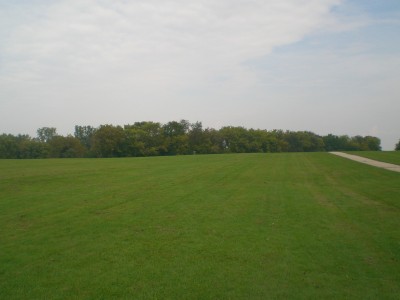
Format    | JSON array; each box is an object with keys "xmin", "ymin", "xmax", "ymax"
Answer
[{"xmin": 1, "ymin": 0, "xmax": 399, "ymax": 150}]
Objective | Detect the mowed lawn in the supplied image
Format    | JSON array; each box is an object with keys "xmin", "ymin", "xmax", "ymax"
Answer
[
  {"xmin": 346, "ymin": 151, "xmax": 400, "ymax": 165},
  {"xmin": 1, "ymin": 153, "xmax": 399, "ymax": 299}
]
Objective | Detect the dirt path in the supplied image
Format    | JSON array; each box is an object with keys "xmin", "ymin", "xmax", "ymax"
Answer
[{"xmin": 330, "ymin": 152, "xmax": 400, "ymax": 173}]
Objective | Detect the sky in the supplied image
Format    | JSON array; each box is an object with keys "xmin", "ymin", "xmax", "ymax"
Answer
[{"xmin": 0, "ymin": 0, "xmax": 399, "ymax": 150}]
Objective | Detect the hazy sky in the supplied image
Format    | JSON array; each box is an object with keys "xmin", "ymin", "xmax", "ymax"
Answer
[{"xmin": 1, "ymin": 0, "xmax": 399, "ymax": 149}]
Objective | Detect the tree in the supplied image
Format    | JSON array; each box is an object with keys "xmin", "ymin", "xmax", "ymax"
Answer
[
  {"xmin": 124, "ymin": 122, "xmax": 165, "ymax": 156},
  {"xmin": 338, "ymin": 135, "xmax": 353, "ymax": 151},
  {"xmin": 347, "ymin": 135, "xmax": 381, "ymax": 151},
  {"xmin": 269, "ymin": 130, "xmax": 288, "ymax": 152},
  {"xmin": 0, "ymin": 121, "xmax": 386, "ymax": 158},
  {"xmin": 37, "ymin": 127, "xmax": 57, "ymax": 143},
  {"xmin": 0, "ymin": 134, "xmax": 49, "ymax": 159},
  {"xmin": 49, "ymin": 136, "xmax": 85, "ymax": 158},
  {"xmin": 74, "ymin": 125, "xmax": 96, "ymax": 151},
  {"xmin": 162, "ymin": 120, "xmax": 189, "ymax": 155},
  {"xmin": 219, "ymin": 126, "xmax": 252, "ymax": 153},
  {"xmin": 323, "ymin": 134, "xmax": 340, "ymax": 151},
  {"xmin": 163, "ymin": 120, "xmax": 189, "ymax": 137},
  {"xmin": 188, "ymin": 121, "xmax": 205, "ymax": 153},
  {"xmin": 91, "ymin": 125, "xmax": 125, "ymax": 157},
  {"xmin": 202, "ymin": 128, "xmax": 223, "ymax": 154},
  {"xmin": 123, "ymin": 128, "xmax": 146, "ymax": 157},
  {"xmin": 395, "ymin": 140, "xmax": 400, "ymax": 151},
  {"xmin": 18, "ymin": 137, "xmax": 49, "ymax": 158},
  {"xmin": 0, "ymin": 134, "xmax": 19, "ymax": 158},
  {"xmin": 363, "ymin": 136, "xmax": 381, "ymax": 151}
]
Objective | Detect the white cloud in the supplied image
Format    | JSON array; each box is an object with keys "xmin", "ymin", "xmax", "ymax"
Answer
[{"xmin": 1, "ymin": 0, "xmax": 342, "ymax": 88}]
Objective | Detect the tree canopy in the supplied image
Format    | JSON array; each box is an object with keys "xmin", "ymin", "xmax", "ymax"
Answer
[{"xmin": 0, "ymin": 120, "xmax": 383, "ymax": 159}]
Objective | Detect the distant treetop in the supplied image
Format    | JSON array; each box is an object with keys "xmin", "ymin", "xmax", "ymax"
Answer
[{"xmin": 0, "ymin": 120, "xmax": 382, "ymax": 159}]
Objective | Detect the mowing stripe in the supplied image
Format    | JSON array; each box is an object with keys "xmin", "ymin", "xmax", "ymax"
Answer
[{"xmin": 330, "ymin": 152, "xmax": 400, "ymax": 173}]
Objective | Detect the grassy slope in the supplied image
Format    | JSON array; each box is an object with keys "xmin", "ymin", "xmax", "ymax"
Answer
[
  {"xmin": 346, "ymin": 151, "xmax": 400, "ymax": 165},
  {"xmin": 0, "ymin": 154, "xmax": 399, "ymax": 299}
]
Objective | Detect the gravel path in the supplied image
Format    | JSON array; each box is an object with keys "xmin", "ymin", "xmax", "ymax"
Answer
[{"xmin": 330, "ymin": 152, "xmax": 400, "ymax": 173}]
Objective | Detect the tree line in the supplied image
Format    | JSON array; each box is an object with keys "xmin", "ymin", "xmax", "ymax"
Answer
[{"xmin": 0, "ymin": 120, "xmax": 382, "ymax": 159}]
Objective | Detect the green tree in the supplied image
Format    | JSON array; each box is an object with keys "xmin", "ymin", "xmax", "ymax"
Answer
[
  {"xmin": 163, "ymin": 120, "xmax": 189, "ymax": 137},
  {"xmin": 91, "ymin": 125, "xmax": 125, "ymax": 157},
  {"xmin": 363, "ymin": 136, "xmax": 381, "ymax": 151},
  {"xmin": 37, "ymin": 127, "xmax": 57, "ymax": 143},
  {"xmin": 18, "ymin": 137, "xmax": 49, "ymax": 158},
  {"xmin": 162, "ymin": 120, "xmax": 190, "ymax": 155},
  {"xmin": 323, "ymin": 134, "xmax": 340, "ymax": 151},
  {"xmin": 0, "ymin": 134, "xmax": 19, "ymax": 158},
  {"xmin": 0, "ymin": 134, "xmax": 50, "ymax": 159},
  {"xmin": 124, "ymin": 122, "xmax": 165, "ymax": 156},
  {"xmin": 188, "ymin": 122, "xmax": 205, "ymax": 154},
  {"xmin": 395, "ymin": 140, "xmax": 400, "ymax": 151},
  {"xmin": 268, "ymin": 130, "xmax": 288, "ymax": 152},
  {"xmin": 74, "ymin": 125, "xmax": 96, "ymax": 151},
  {"xmin": 338, "ymin": 135, "xmax": 354, "ymax": 151},
  {"xmin": 49, "ymin": 136, "xmax": 85, "ymax": 158},
  {"xmin": 199, "ymin": 128, "xmax": 222, "ymax": 154},
  {"xmin": 123, "ymin": 128, "xmax": 146, "ymax": 157},
  {"xmin": 283, "ymin": 131, "xmax": 324, "ymax": 152},
  {"xmin": 347, "ymin": 135, "xmax": 381, "ymax": 151},
  {"xmin": 219, "ymin": 126, "xmax": 252, "ymax": 153}
]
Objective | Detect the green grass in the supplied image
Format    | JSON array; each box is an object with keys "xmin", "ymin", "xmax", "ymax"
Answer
[
  {"xmin": 1, "ymin": 153, "xmax": 399, "ymax": 299},
  {"xmin": 346, "ymin": 151, "xmax": 400, "ymax": 165}
]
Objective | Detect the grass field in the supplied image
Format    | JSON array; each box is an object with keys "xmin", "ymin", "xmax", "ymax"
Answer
[
  {"xmin": 1, "ymin": 153, "xmax": 399, "ymax": 299},
  {"xmin": 345, "ymin": 151, "xmax": 400, "ymax": 165}
]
